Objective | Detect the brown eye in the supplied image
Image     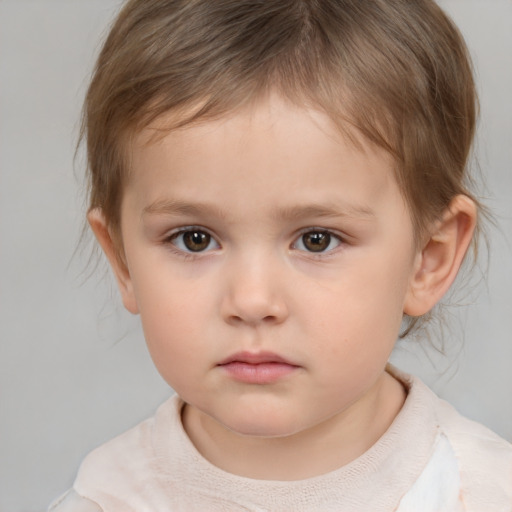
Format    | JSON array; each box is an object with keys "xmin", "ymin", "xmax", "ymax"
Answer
[
  {"xmin": 182, "ymin": 230, "xmax": 211, "ymax": 252},
  {"xmin": 169, "ymin": 229, "xmax": 218, "ymax": 253},
  {"xmin": 302, "ymin": 232, "xmax": 331, "ymax": 252},
  {"xmin": 294, "ymin": 230, "xmax": 342, "ymax": 254}
]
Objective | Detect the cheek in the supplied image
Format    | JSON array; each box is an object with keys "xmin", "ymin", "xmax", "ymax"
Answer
[
  {"xmin": 132, "ymin": 273, "xmax": 216, "ymax": 384},
  {"xmin": 303, "ymin": 252, "xmax": 411, "ymax": 361}
]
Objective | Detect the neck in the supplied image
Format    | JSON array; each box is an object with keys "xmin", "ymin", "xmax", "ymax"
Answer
[{"xmin": 182, "ymin": 371, "xmax": 406, "ymax": 480}]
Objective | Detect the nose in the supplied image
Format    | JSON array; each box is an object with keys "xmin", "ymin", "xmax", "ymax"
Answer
[{"xmin": 221, "ymin": 253, "xmax": 289, "ymax": 327}]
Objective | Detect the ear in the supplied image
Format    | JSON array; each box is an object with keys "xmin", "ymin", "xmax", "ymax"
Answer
[
  {"xmin": 87, "ymin": 208, "xmax": 139, "ymax": 314},
  {"xmin": 404, "ymin": 195, "xmax": 477, "ymax": 317}
]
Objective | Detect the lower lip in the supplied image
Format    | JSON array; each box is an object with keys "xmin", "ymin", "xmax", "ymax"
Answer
[{"xmin": 219, "ymin": 362, "xmax": 298, "ymax": 384}]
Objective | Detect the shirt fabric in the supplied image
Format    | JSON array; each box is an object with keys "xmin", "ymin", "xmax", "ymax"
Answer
[{"xmin": 49, "ymin": 367, "xmax": 512, "ymax": 511}]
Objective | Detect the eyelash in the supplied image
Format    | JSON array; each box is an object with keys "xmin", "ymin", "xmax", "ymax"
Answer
[
  {"xmin": 292, "ymin": 228, "xmax": 344, "ymax": 256},
  {"xmin": 163, "ymin": 226, "xmax": 345, "ymax": 258},
  {"xmin": 164, "ymin": 226, "xmax": 220, "ymax": 258}
]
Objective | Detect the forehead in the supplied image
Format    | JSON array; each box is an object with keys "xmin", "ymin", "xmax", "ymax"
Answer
[
  {"xmin": 124, "ymin": 96, "xmax": 405, "ymax": 223},
  {"xmin": 134, "ymin": 92, "xmax": 387, "ymax": 159}
]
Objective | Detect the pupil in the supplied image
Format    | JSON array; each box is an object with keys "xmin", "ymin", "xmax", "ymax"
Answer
[
  {"xmin": 184, "ymin": 231, "xmax": 210, "ymax": 251},
  {"xmin": 304, "ymin": 232, "xmax": 330, "ymax": 252}
]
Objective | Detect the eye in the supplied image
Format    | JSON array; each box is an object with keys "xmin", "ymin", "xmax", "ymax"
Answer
[
  {"xmin": 293, "ymin": 230, "xmax": 342, "ymax": 253},
  {"xmin": 169, "ymin": 229, "xmax": 219, "ymax": 253}
]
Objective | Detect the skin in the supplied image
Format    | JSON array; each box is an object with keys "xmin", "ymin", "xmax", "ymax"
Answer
[{"xmin": 90, "ymin": 95, "xmax": 476, "ymax": 480}]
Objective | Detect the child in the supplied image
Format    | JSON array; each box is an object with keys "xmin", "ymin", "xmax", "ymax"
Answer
[{"xmin": 49, "ymin": 0, "xmax": 512, "ymax": 510}]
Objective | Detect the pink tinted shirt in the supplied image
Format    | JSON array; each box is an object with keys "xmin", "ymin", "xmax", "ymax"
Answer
[{"xmin": 49, "ymin": 368, "xmax": 512, "ymax": 511}]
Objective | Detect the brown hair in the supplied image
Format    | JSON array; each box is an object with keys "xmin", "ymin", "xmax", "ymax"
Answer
[{"xmin": 82, "ymin": 0, "xmax": 480, "ymax": 333}]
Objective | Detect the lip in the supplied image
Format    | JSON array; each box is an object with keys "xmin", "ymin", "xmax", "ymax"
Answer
[{"xmin": 217, "ymin": 351, "xmax": 300, "ymax": 384}]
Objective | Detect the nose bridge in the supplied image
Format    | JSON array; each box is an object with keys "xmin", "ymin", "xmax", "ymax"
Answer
[{"xmin": 222, "ymin": 246, "xmax": 288, "ymax": 325}]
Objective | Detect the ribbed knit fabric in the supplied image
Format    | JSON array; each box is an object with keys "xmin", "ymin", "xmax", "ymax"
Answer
[{"xmin": 49, "ymin": 368, "xmax": 512, "ymax": 511}]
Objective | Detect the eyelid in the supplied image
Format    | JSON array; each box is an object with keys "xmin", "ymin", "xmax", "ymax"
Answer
[
  {"xmin": 164, "ymin": 225, "xmax": 221, "ymax": 254},
  {"xmin": 292, "ymin": 227, "xmax": 345, "ymax": 254}
]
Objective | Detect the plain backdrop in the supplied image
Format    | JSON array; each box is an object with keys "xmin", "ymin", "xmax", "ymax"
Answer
[{"xmin": 0, "ymin": 1, "xmax": 511, "ymax": 510}]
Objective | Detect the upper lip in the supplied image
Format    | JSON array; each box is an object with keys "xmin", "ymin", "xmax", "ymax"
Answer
[{"xmin": 217, "ymin": 351, "xmax": 298, "ymax": 366}]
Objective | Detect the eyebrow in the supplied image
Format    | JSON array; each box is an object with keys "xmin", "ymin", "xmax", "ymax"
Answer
[
  {"xmin": 142, "ymin": 199, "xmax": 229, "ymax": 220},
  {"xmin": 142, "ymin": 199, "xmax": 375, "ymax": 222},
  {"xmin": 273, "ymin": 203, "xmax": 376, "ymax": 222}
]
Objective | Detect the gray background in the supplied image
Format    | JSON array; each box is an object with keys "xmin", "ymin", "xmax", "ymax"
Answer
[{"xmin": 0, "ymin": 1, "xmax": 511, "ymax": 510}]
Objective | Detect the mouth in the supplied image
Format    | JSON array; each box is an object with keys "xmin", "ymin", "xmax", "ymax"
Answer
[{"xmin": 217, "ymin": 351, "xmax": 300, "ymax": 384}]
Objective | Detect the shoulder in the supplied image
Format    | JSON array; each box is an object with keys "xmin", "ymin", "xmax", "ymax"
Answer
[
  {"xmin": 408, "ymin": 373, "xmax": 512, "ymax": 510},
  {"xmin": 71, "ymin": 395, "xmax": 183, "ymax": 509},
  {"xmin": 433, "ymin": 394, "xmax": 512, "ymax": 507},
  {"xmin": 48, "ymin": 489, "xmax": 103, "ymax": 512},
  {"xmin": 77, "ymin": 413, "xmax": 154, "ymax": 486}
]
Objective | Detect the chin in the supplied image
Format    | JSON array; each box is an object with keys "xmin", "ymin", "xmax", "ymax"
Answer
[{"xmin": 222, "ymin": 413, "xmax": 303, "ymax": 439}]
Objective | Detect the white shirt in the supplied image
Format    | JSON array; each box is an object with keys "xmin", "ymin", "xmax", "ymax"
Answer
[{"xmin": 49, "ymin": 368, "xmax": 512, "ymax": 511}]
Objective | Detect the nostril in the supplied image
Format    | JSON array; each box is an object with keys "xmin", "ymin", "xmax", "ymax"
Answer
[
  {"xmin": 227, "ymin": 313, "xmax": 277, "ymax": 326},
  {"xmin": 224, "ymin": 305, "xmax": 288, "ymax": 327}
]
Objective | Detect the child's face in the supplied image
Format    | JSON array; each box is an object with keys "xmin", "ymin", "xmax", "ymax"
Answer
[{"xmin": 115, "ymin": 96, "xmax": 420, "ymax": 439}]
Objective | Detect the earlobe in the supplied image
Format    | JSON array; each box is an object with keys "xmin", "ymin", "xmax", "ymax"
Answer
[
  {"xmin": 404, "ymin": 195, "xmax": 477, "ymax": 317},
  {"xmin": 87, "ymin": 208, "xmax": 139, "ymax": 314}
]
